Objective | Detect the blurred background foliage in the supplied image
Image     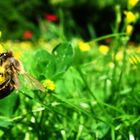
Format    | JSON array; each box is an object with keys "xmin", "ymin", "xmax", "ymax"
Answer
[
  {"xmin": 1, "ymin": 0, "xmax": 140, "ymax": 139},
  {"xmin": 1, "ymin": 0, "xmax": 140, "ymax": 41}
]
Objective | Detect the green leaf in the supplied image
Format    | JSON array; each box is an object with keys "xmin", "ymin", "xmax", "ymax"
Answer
[
  {"xmin": 52, "ymin": 42, "xmax": 73, "ymax": 77},
  {"xmin": 95, "ymin": 122, "xmax": 110, "ymax": 138},
  {"xmin": 0, "ymin": 117, "xmax": 12, "ymax": 128},
  {"xmin": 30, "ymin": 43, "xmax": 73, "ymax": 80},
  {"xmin": 31, "ymin": 49, "xmax": 56, "ymax": 79},
  {"xmin": 0, "ymin": 92, "xmax": 19, "ymax": 116}
]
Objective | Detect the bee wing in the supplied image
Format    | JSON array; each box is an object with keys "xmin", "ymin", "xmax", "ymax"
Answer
[{"xmin": 22, "ymin": 73, "xmax": 45, "ymax": 92}]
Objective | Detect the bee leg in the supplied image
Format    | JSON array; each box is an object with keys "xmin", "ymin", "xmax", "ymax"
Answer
[{"xmin": 12, "ymin": 75, "xmax": 20, "ymax": 89}]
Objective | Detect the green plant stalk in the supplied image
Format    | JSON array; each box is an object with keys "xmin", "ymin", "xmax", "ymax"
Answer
[
  {"xmin": 59, "ymin": 9, "xmax": 66, "ymax": 41},
  {"xmin": 19, "ymin": 90, "xmax": 108, "ymax": 134},
  {"xmin": 61, "ymin": 129, "xmax": 67, "ymax": 140},
  {"xmin": 19, "ymin": 90, "xmax": 69, "ymax": 118},
  {"xmin": 109, "ymin": 4, "xmax": 123, "ymax": 102},
  {"xmin": 117, "ymin": 38, "xmax": 129, "ymax": 91},
  {"xmin": 18, "ymin": 90, "xmax": 108, "ymax": 129},
  {"xmin": 76, "ymin": 67, "xmax": 103, "ymax": 104},
  {"xmin": 30, "ymin": 110, "xmax": 42, "ymax": 139},
  {"xmin": 76, "ymin": 124, "xmax": 83, "ymax": 140},
  {"xmin": 88, "ymin": 32, "xmax": 127, "ymax": 45},
  {"xmin": 111, "ymin": 126, "xmax": 115, "ymax": 140},
  {"xmin": 39, "ymin": 110, "xmax": 45, "ymax": 134},
  {"xmin": 87, "ymin": 23, "xmax": 96, "ymax": 38},
  {"xmin": 76, "ymin": 67, "xmax": 113, "ymax": 127},
  {"xmin": 52, "ymin": 94, "xmax": 110, "ymax": 124},
  {"xmin": 116, "ymin": 17, "xmax": 133, "ymax": 91},
  {"xmin": 111, "ymin": 12, "xmax": 130, "ymax": 101},
  {"xmin": 110, "ymin": 39, "xmax": 119, "ymax": 98},
  {"xmin": 115, "ymin": 17, "xmax": 130, "ymax": 93}
]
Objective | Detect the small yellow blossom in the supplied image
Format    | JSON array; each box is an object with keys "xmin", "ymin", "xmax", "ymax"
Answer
[
  {"xmin": 99, "ymin": 45, "xmax": 109, "ymax": 55},
  {"xmin": 124, "ymin": 11, "xmax": 137, "ymax": 23},
  {"xmin": 115, "ymin": 51, "xmax": 124, "ymax": 61},
  {"xmin": 79, "ymin": 41, "xmax": 91, "ymax": 52},
  {"xmin": 126, "ymin": 25, "xmax": 133, "ymax": 35},
  {"xmin": 42, "ymin": 79, "xmax": 55, "ymax": 91},
  {"xmin": 128, "ymin": 0, "xmax": 139, "ymax": 8}
]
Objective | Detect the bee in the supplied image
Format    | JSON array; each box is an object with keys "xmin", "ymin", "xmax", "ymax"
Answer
[{"xmin": 0, "ymin": 51, "xmax": 45, "ymax": 99}]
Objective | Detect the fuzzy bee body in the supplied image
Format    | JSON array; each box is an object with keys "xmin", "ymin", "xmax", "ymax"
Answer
[
  {"xmin": 0, "ymin": 79, "xmax": 14, "ymax": 99},
  {"xmin": 0, "ymin": 51, "xmax": 45, "ymax": 99},
  {"xmin": 0, "ymin": 51, "xmax": 21, "ymax": 99}
]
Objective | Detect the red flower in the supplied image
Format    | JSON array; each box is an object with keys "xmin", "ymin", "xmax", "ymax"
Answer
[
  {"xmin": 23, "ymin": 31, "xmax": 33, "ymax": 39},
  {"xmin": 44, "ymin": 14, "xmax": 58, "ymax": 22}
]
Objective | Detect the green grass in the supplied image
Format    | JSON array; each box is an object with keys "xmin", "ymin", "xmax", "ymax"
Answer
[
  {"xmin": 0, "ymin": 3, "xmax": 140, "ymax": 140},
  {"xmin": 0, "ymin": 34, "xmax": 140, "ymax": 140}
]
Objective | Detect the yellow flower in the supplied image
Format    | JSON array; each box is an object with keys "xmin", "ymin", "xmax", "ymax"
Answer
[
  {"xmin": 42, "ymin": 79, "xmax": 55, "ymax": 91},
  {"xmin": 99, "ymin": 45, "xmax": 109, "ymax": 55},
  {"xmin": 128, "ymin": 0, "xmax": 139, "ymax": 8},
  {"xmin": 126, "ymin": 25, "xmax": 133, "ymax": 35},
  {"xmin": 79, "ymin": 41, "xmax": 91, "ymax": 52},
  {"xmin": 115, "ymin": 51, "xmax": 124, "ymax": 61},
  {"xmin": 124, "ymin": 11, "xmax": 137, "ymax": 23}
]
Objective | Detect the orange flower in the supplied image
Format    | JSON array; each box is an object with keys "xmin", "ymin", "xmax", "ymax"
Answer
[
  {"xmin": 44, "ymin": 14, "xmax": 58, "ymax": 22},
  {"xmin": 23, "ymin": 31, "xmax": 33, "ymax": 39}
]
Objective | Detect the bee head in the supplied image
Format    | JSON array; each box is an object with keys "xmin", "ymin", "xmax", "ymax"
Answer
[{"xmin": 0, "ymin": 51, "xmax": 13, "ymax": 59}]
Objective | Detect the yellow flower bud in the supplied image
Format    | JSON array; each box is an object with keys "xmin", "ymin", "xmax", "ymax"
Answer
[
  {"xmin": 128, "ymin": 0, "xmax": 139, "ymax": 8},
  {"xmin": 42, "ymin": 79, "xmax": 56, "ymax": 91},
  {"xmin": 124, "ymin": 11, "xmax": 137, "ymax": 23},
  {"xmin": 79, "ymin": 41, "xmax": 91, "ymax": 52},
  {"xmin": 126, "ymin": 25, "xmax": 133, "ymax": 35},
  {"xmin": 99, "ymin": 45, "xmax": 109, "ymax": 55}
]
